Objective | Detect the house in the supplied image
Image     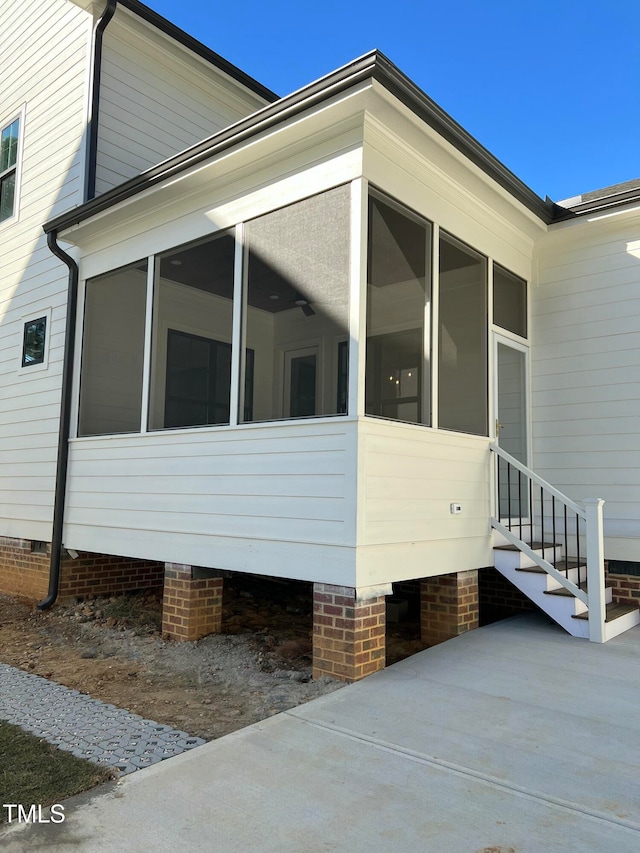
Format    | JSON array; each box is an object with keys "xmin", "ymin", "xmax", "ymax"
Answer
[{"xmin": 2, "ymin": 0, "xmax": 640, "ymax": 682}]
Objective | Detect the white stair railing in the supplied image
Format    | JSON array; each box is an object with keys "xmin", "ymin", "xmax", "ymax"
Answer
[{"xmin": 490, "ymin": 442, "xmax": 606, "ymax": 643}]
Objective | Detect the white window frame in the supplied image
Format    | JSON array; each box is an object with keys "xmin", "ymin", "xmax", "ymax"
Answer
[
  {"xmin": 18, "ymin": 307, "xmax": 52, "ymax": 375},
  {"xmin": 0, "ymin": 104, "xmax": 26, "ymax": 228}
]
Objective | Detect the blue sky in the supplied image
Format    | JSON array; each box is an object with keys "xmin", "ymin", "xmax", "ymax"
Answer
[{"xmin": 147, "ymin": 0, "xmax": 639, "ymax": 201}]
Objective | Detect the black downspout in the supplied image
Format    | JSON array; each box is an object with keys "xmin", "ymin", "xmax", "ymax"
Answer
[
  {"xmin": 85, "ymin": 0, "xmax": 117, "ymax": 201},
  {"xmin": 38, "ymin": 0, "xmax": 117, "ymax": 609},
  {"xmin": 37, "ymin": 233, "xmax": 79, "ymax": 611}
]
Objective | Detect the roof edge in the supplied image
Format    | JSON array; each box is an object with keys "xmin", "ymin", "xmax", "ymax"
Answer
[
  {"xmin": 370, "ymin": 54, "xmax": 555, "ymax": 225},
  {"xmin": 44, "ymin": 50, "xmax": 556, "ymax": 235},
  {"xmin": 44, "ymin": 51, "xmax": 381, "ymax": 234}
]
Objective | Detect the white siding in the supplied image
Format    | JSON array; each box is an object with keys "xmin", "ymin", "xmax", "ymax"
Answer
[
  {"xmin": 65, "ymin": 414, "xmax": 496, "ymax": 587},
  {"xmin": 532, "ymin": 212, "xmax": 640, "ymax": 559},
  {"xmin": 0, "ymin": 0, "xmax": 91, "ymax": 540},
  {"xmin": 357, "ymin": 419, "xmax": 493, "ymax": 585},
  {"xmin": 65, "ymin": 420, "xmax": 358, "ymax": 584},
  {"xmin": 95, "ymin": 9, "xmax": 269, "ymax": 194}
]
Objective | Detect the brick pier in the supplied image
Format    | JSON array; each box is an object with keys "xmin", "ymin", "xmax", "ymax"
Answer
[
  {"xmin": 420, "ymin": 570, "xmax": 479, "ymax": 646},
  {"xmin": 312, "ymin": 583, "xmax": 386, "ymax": 682},
  {"xmin": 161, "ymin": 564, "xmax": 223, "ymax": 641}
]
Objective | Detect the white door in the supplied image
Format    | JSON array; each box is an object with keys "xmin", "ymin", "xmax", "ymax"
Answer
[{"xmin": 495, "ymin": 335, "xmax": 529, "ymax": 519}]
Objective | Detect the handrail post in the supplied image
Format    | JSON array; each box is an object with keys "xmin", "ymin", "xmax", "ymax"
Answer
[
  {"xmin": 585, "ymin": 498, "xmax": 606, "ymax": 643},
  {"xmin": 490, "ymin": 446, "xmax": 497, "ymax": 521}
]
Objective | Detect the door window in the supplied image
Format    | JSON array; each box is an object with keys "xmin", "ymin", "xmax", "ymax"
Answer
[{"xmin": 284, "ymin": 347, "xmax": 318, "ymax": 418}]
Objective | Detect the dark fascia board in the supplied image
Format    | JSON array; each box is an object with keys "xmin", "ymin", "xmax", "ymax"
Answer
[
  {"xmin": 115, "ymin": 0, "xmax": 278, "ymax": 103},
  {"xmin": 44, "ymin": 50, "xmax": 556, "ymax": 235}
]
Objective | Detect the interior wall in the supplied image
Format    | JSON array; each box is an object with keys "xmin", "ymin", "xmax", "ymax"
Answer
[{"xmin": 271, "ymin": 308, "xmax": 347, "ymax": 417}]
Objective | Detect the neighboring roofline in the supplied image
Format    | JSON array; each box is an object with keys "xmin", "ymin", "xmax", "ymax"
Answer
[
  {"xmin": 553, "ymin": 182, "xmax": 640, "ymax": 221},
  {"xmin": 114, "ymin": 0, "xmax": 278, "ymax": 103},
  {"xmin": 44, "ymin": 50, "xmax": 556, "ymax": 235}
]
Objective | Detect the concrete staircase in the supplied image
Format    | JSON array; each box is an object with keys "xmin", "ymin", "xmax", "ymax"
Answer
[{"xmin": 493, "ymin": 533, "xmax": 640, "ymax": 641}]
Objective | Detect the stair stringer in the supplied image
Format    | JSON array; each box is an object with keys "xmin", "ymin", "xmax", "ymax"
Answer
[
  {"xmin": 493, "ymin": 556, "xmax": 589, "ymax": 638},
  {"xmin": 491, "ymin": 519, "xmax": 589, "ymax": 638},
  {"xmin": 491, "ymin": 520, "xmax": 587, "ymax": 602}
]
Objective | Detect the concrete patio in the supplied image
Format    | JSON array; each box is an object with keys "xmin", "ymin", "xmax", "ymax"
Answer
[{"xmin": 3, "ymin": 611, "xmax": 640, "ymax": 852}]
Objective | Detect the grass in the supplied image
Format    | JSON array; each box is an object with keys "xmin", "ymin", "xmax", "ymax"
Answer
[{"xmin": 0, "ymin": 720, "xmax": 111, "ymax": 823}]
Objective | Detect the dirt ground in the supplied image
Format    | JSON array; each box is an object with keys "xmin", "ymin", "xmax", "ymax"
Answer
[{"xmin": 0, "ymin": 577, "xmax": 424, "ymax": 741}]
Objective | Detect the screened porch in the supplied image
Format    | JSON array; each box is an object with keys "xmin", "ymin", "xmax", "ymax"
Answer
[{"xmin": 76, "ymin": 183, "xmax": 527, "ymax": 441}]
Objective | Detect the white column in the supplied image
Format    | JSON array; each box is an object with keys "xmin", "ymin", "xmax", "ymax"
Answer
[
  {"xmin": 431, "ymin": 223, "xmax": 439, "ymax": 429},
  {"xmin": 229, "ymin": 222, "xmax": 244, "ymax": 426},
  {"xmin": 585, "ymin": 498, "xmax": 606, "ymax": 643},
  {"xmin": 349, "ymin": 177, "xmax": 368, "ymax": 418},
  {"xmin": 139, "ymin": 255, "xmax": 155, "ymax": 433}
]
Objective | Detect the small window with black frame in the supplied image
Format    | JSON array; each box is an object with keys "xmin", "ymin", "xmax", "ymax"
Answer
[{"xmin": 21, "ymin": 316, "xmax": 47, "ymax": 367}]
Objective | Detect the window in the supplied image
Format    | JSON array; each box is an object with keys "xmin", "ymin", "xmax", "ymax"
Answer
[
  {"xmin": 78, "ymin": 261, "xmax": 148, "ymax": 437},
  {"xmin": 149, "ymin": 231, "xmax": 236, "ymax": 430},
  {"xmin": 493, "ymin": 264, "xmax": 527, "ymax": 337},
  {"xmin": 21, "ymin": 316, "xmax": 47, "ymax": 367},
  {"xmin": 76, "ymin": 188, "xmax": 352, "ymax": 436},
  {"xmin": 366, "ymin": 192, "xmax": 432, "ymax": 425},
  {"xmin": 164, "ymin": 330, "xmax": 254, "ymax": 428},
  {"xmin": 438, "ymin": 232, "xmax": 488, "ymax": 435},
  {"xmin": 242, "ymin": 186, "xmax": 351, "ymax": 422},
  {"xmin": 0, "ymin": 116, "xmax": 20, "ymax": 223}
]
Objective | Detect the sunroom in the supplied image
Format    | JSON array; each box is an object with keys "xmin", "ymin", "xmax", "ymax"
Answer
[{"xmin": 48, "ymin": 52, "xmax": 548, "ymax": 679}]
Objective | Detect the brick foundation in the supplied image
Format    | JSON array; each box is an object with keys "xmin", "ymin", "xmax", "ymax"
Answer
[
  {"xmin": 478, "ymin": 567, "xmax": 535, "ymax": 625},
  {"xmin": 312, "ymin": 583, "xmax": 386, "ymax": 682},
  {"xmin": 420, "ymin": 570, "xmax": 479, "ymax": 646},
  {"xmin": 605, "ymin": 565, "xmax": 640, "ymax": 608},
  {"xmin": 0, "ymin": 537, "xmax": 163, "ymax": 601},
  {"xmin": 162, "ymin": 564, "xmax": 223, "ymax": 642}
]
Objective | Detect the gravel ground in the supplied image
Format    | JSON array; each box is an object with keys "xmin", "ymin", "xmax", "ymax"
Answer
[{"xmin": 0, "ymin": 580, "xmax": 345, "ymax": 741}]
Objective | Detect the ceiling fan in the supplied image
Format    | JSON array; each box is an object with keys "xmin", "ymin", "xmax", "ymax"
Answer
[{"xmin": 294, "ymin": 294, "xmax": 315, "ymax": 316}]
